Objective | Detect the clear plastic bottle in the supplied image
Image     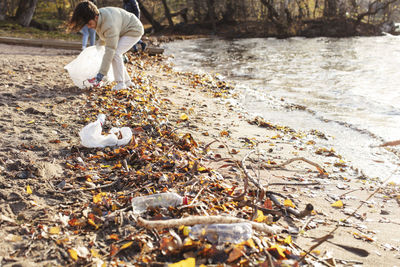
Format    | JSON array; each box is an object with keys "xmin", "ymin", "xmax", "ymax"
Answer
[
  {"xmin": 131, "ymin": 192, "xmax": 187, "ymax": 214},
  {"xmin": 187, "ymin": 223, "xmax": 253, "ymax": 244}
]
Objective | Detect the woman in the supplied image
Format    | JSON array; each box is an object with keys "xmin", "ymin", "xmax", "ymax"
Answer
[{"xmin": 68, "ymin": 1, "xmax": 144, "ymax": 90}]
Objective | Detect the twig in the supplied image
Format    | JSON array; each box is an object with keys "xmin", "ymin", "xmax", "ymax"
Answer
[
  {"xmin": 240, "ymin": 150, "xmax": 264, "ymax": 191},
  {"xmin": 339, "ymin": 188, "xmax": 362, "ymax": 198},
  {"xmin": 268, "ymin": 182, "xmax": 320, "ymax": 186},
  {"xmin": 263, "ymin": 157, "xmax": 327, "ymax": 175},
  {"xmin": 55, "ymin": 178, "xmax": 121, "ymax": 194},
  {"xmin": 137, "ymin": 215, "xmax": 281, "ymax": 234}
]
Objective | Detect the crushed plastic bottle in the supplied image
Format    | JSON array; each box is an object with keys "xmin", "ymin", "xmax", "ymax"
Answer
[
  {"xmin": 131, "ymin": 192, "xmax": 188, "ymax": 214},
  {"xmin": 187, "ymin": 222, "xmax": 253, "ymax": 244}
]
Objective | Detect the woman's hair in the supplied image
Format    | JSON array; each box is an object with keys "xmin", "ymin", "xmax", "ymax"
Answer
[{"xmin": 68, "ymin": 1, "xmax": 99, "ymax": 32}]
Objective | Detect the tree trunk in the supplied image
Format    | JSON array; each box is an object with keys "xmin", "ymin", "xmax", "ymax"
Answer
[
  {"xmin": 161, "ymin": 0, "xmax": 174, "ymax": 27},
  {"xmin": 323, "ymin": 0, "xmax": 337, "ymax": 17},
  {"xmin": 206, "ymin": 0, "xmax": 216, "ymax": 33},
  {"xmin": 192, "ymin": 0, "xmax": 201, "ymax": 22},
  {"xmin": 0, "ymin": 0, "xmax": 7, "ymax": 20},
  {"xmin": 15, "ymin": 0, "xmax": 38, "ymax": 26},
  {"xmin": 137, "ymin": 0, "xmax": 162, "ymax": 31}
]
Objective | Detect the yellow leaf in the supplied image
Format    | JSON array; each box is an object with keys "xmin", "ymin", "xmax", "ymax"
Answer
[
  {"xmin": 284, "ymin": 235, "xmax": 292, "ymax": 245},
  {"xmin": 169, "ymin": 257, "xmax": 195, "ymax": 267},
  {"xmin": 91, "ymin": 248, "xmax": 100, "ymax": 258},
  {"xmin": 284, "ymin": 199, "xmax": 295, "ymax": 208},
  {"xmin": 197, "ymin": 166, "xmax": 206, "ymax": 172},
  {"xmin": 311, "ymin": 250, "xmax": 321, "ymax": 255},
  {"xmin": 93, "ymin": 192, "xmax": 107, "ymax": 204},
  {"xmin": 183, "ymin": 226, "xmax": 190, "ymax": 236},
  {"xmin": 27, "ymin": 120, "xmax": 35, "ymax": 124},
  {"xmin": 88, "ymin": 219, "xmax": 99, "ymax": 230},
  {"xmin": 120, "ymin": 241, "xmax": 133, "ymax": 250},
  {"xmin": 180, "ymin": 113, "xmax": 188, "ymax": 121},
  {"xmin": 268, "ymin": 244, "xmax": 286, "ymax": 258},
  {"xmin": 68, "ymin": 248, "xmax": 78, "ymax": 261},
  {"xmin": 26, "ymin": 185, "xmax": 32, "ymax": 194},
  {"xmin": 331, "ymin": 200, "xmax": 344, "ymax": 208},
  {"xmin": 49, "ymin": 226, "xmax": 60, "ymax": 235},
  {"xmin": 255, "ymin": 210, "xmax": 267, "ymax": 223}
]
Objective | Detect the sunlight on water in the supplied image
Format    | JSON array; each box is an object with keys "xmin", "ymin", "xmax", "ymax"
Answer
[{"xmin": 163, "ymin": 36, "xmax": 400, "ymax": 182}]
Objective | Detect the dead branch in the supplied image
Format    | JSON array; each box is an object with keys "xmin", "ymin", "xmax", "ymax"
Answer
[
  {"xmin": 137, "ymin": 215, "xmax": 281, "ymax": 234},
  {"xmin": 377, "ymin": 139, "xmax": 400, "ymax": 147},
  {"xmin": 263, "ymin": 157, "xmax": 327, "ymax": 175},
  {"xmin": 240, "ymin": 150, "xmax": 265, "ymax": 191}
]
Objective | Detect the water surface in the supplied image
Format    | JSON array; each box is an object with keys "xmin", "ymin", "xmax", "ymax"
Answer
[{"xmin": 163, "ymin": 36, "xmax": 400, "ymax": 182}]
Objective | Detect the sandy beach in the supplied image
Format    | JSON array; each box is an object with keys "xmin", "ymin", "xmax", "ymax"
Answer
[{"xmin": 0, "ymin": 43, "xmax": 399, "ymax": 266}]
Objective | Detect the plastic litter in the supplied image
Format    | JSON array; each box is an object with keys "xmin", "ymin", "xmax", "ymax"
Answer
[
  {"xmin": 64, "ymin": 46, "xmax": 114, "ymax": 89},
  {"xmin": 131, "ymin": 192, "xmax": 188, "ymax": 214},
  {"xmin": 187, "ymin": 222, "xmax": 253, "ymax": 244},
  {"xmin": 79, "ymin": 114, "xmax": 132, "ymax": 148}
]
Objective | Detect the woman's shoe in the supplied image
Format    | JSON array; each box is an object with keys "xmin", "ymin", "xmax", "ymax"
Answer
[
  {"xmin": 112, "ymin": 82, "xmax": 127, "ymax": 91},
  {"xmin": 125, "ymin": 80, "xmax": 135, "ymax": 88}
]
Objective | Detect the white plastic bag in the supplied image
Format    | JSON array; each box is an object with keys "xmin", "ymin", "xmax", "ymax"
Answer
[
  {"xmin": 64, "ymin": 46, "xmax": 114, "ymax": 89},
  {"xmin": 79, "ymin": 114, "xmax": 132, "ymax": 148}
]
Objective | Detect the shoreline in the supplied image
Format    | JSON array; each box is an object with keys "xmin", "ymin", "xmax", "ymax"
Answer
[{"xmin": 0, "ymin": 43, "xmax": 399, "ymax": 266}]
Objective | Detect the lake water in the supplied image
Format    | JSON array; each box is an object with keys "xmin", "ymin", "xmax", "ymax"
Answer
[{"xmin": 163, "ymin": 36, "xmax": 400, "ymax": 182}]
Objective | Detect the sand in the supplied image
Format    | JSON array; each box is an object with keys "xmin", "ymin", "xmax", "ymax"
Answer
[{"xmin": 0, "ymin": 43, "xmax": 399, "ymax": 266}]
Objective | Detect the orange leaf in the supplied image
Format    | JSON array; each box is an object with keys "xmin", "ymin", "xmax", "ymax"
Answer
[
  {"xmin": 263, "ymin": 198, "xmax": 273, "ymax": 209},
  {"xmin": 108, "ymin": 234, "xmax": 119, "ymax": 240},
  {"xmin": 227, "ymin": 246, "xmax": 244, "ymax": 263},
  {"xmin": 110, "ymin": 244, "xmax": 119, "ymax": 257}
]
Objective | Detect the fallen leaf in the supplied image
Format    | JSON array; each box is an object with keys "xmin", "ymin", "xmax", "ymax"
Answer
[
  {"xmin": 68, "ymin": 248, "xmax": 78, "ymax": 261},
  {"xmin": 331, "ymin": 200, "xmax": 344, "ymax": 208},
  {"xmin": 180, "ymin": 113, "xmax": 188, "ymax": 121},
  {"xmin": 227, "ymin": 246, "xmax": 244, "ymax": 262},
  {"xmin": 49, "ymin": 226, "xmax": 60, "ymax": 235},
  {"xmin": 284, "ymin": 199, "xmax": 295, "ymax": 208},
  {"xmin": 120, "ymin": 241, "xmax": 133, "ymax": 250},
  {"xmin": 169, "ymin": 257, "xmax": 195, "ymax": 267},
  {"xmin": 26, "ymin": 185, "xmax": 32, "ymax": 194}
]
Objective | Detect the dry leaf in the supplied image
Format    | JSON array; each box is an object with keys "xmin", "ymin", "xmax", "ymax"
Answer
[
  {"xmin": 68, "ymin": 248, "xmax": 78, "ymax": 261},
  {"xmin": 168, "ymin": 257, "xmax": 195, "ymax": 267},
  {"xmin": 227, "ymin": 246, "xmax": 244, "ymax": 262},
  {"xmin": 26, "ymin": 185, "xmax": 32, "ymax": 194},
  {"xmin": 284, "ymin": 199, "xmax": 296, "ymax": 208},
  {"xmin": 331, "ymin": 200, "xmax": 344, "ymax": 208}
]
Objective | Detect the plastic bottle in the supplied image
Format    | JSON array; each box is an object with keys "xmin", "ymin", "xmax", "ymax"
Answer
[
  {"xmin": 187, "ymin": 223, "xmax": 253, "ymax": 244},
  {"xmin": 131, "ymin": 192, "xmax": 188, "ymax": 214}
]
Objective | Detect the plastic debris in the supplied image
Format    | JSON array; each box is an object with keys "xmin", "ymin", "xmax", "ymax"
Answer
[
  {"xmin": 79, "ymin": 114, "xmax": 132, "ymax": 148},
  {"xmin": 131, "ymin": 192, "xmax": 187, "ymax": 214}
]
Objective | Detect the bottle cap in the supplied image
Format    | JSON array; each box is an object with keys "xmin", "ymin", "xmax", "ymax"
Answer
[{"xmin": 183, "ymin": 196, "xmax": 188, "ymax": 205}]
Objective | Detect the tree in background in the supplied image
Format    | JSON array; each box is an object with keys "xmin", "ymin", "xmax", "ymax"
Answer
[{"xmin": 1, "ymin": 0, "xmax": 400, "ymax": 37}]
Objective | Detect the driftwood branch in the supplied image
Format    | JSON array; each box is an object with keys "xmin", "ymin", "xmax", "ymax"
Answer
[
  {"xmin": 263, "ymin": 157, "xmax": 327, "ymax": 175},
  {"xmin": 137, "ymin": 215, "xmax": 281, "ymax": 235}
]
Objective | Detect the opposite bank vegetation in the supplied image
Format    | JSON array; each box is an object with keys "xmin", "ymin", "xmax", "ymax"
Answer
[{"xmin": 1, "ymin": 0, "xmax": 400, "ymax": 39}]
